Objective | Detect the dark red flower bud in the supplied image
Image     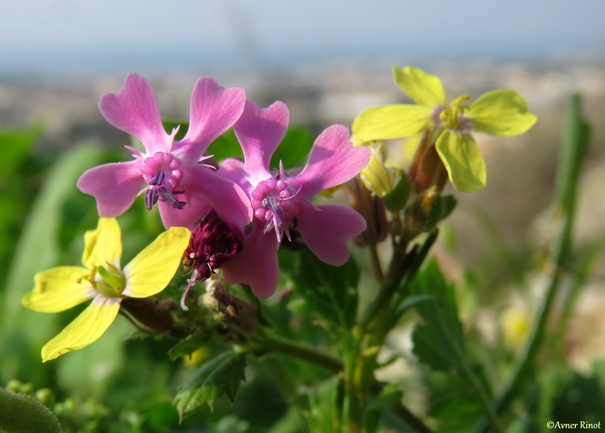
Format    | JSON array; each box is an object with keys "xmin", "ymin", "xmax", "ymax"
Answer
[{"xmin": 180, "ymin": 209, "xmax": 243, "ymax": 310}]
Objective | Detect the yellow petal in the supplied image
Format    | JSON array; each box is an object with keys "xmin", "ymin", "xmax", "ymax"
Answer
[
  {"xmin": 436, "ymin": 131, "xmax": 486, "ymax": 193},
  {"xmin": 23, "ymin": 267, "xmax": 92, "ymax": 313},
  {"xmin": 352, "ymin": 104, "xmax": 432, "ymax": 142},
  {"xmin": 360, "ymin": 146, "xmax": 395, "ymax": 197},
  {"xmin": 392, "ymin": 66, "xmax": 447, "ymax": 108},
  {"xmin": 122, "ymin": 227, "xmax": 191, "ymax": 298},
  {"xmin": 82, "ymin": 218, "xmax": 122, "ymax": 269},
  {"xmin": 466, "ymin": 89, "xmax": 537, "ymax": 136},
  {"xmin": 42, "ymin": 295, "xmax": 121, "ymax": 362}
]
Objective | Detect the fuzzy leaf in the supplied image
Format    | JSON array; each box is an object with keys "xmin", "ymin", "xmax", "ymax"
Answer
[
  {"xmin": 0, "ymin": 388, "xmax": 62, "ymax": 433},
  {"xmin": 174, "ymin": 351, "xmax": 247, "ymax": 419}
]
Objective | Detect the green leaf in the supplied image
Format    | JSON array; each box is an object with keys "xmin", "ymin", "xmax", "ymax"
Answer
[
  {"xmin": 169, "ymin": 332, "xmax": 213, "ymax": 360},
  {"xmin": 467, "ymin": 89, "xmax": 537, "ymax": 137},
  {"xmin": 0, "ymin": 388, "xmax": 62, "ymax": 433},
  {"xmin": 270, "ymin": 126, "xmax": 314, "ymax": 171},
  {"xmin": 392, "ymin": 66, "xmax": 447, "ymax": 108},
  {"xmin": 304, "ymin": 376, "xmax": 342, "ymax": 433},
  {"xmin": 411, "ymin": 260, "xmax": 467, "ymax": 372},
  {"xmin": 436, "ymin": 130, "xmax": 486, "ymax": 192},
  {"xmin": 555, "ymin": 94, "xmax": 591, "ymax": 210},
  {"xmin": 352, "ymin": 104, "xmax": 432, "ymax": 142},
  {"xmin": 174, "ymin": 351, "xmax": 247, "ymax": 419},
  {"xmin": 429, "ymin": 393, "xmax": 482, "ymax": 433},
  {"xmin": 383, "ymin": 172, "xmax": 410, "ymax": 211},
  {"xmin": 291, "ymin": 249, "xmax": 359, "ymax": 329},
  {"xmin": 405, "ymin": 189, "xmax": 457, "ymax": 233}
]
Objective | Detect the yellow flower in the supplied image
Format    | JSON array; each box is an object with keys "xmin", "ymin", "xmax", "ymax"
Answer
[
  {"xmin": 22, "ymin": 218, "xmax": 190, "ymax": 362},
  {"xmin": 352, "ymin": 66, "xmax": 537, "ymax": 192}
]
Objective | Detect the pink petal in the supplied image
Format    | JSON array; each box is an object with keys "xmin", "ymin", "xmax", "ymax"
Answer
[
  {"xmin": 222, "ymin": 224, "xmax": 279, "ymax": 299},
  {"xmin": 99, "ymin": 74, "xmax": 170, "ymax": 154},
  {"xmin": 183, "ymin": 165, "xmax": 252, "ymax": 232},
  {"xmin": 178, "ymin": 77, "xmax": 246, "ymax": 159},
  {"xmin": 234, "ymin": 100, "xmax": 289, "ymax": 184},
  {"xmin": 218, "ymin": 158, "xmax": 252, "ymax": 192},
  {"xmin": 77, "ymin": 160, "xmax": 144, "ymax": 217},
  {"xmin": 296, "ymin": 203, "xmax": 366, "ymax": 266},
  {"xmin": 158, "ymin": 191, "xmax": 211, "ymax": 230},
  {"xmin": 292, "ymin": 125, "xmax": 371, "ymax": 201}
]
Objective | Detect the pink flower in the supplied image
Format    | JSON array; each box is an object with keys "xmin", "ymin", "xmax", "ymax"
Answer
[
  {"xmin": 220, "ymin": 100, "xmax": 371, "ymax": 298},
  {"xmin": 77, "ymin": 73, "xmax": 252, "ymax": 231}
]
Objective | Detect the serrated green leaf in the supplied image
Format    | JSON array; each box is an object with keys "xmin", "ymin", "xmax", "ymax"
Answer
[
  {"xmin": 0, "ymin": 388, "xmax": 62, "ymax": 433},
  {"xmin": 169, "ymin": 332, "xmax": 213, "ymax": 360},
  {"xmin": 175, "ymin": 351, "xmax": 246, "ymax": 419},
  {"xmin": 411, "ymin": 260, "xmax": 467, "ymax": 372},
  {"xmin": 292, "ymin": 249, "xmax": 359, "ymax": 329}
]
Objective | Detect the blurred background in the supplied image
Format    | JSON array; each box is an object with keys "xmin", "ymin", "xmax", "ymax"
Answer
[{"xmin": 2, "ymin": 0, "xmax": 605, "ymax": 430}]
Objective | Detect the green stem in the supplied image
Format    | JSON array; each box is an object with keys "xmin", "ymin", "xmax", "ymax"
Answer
[
  {"xmin": 358, "ymin": 259, "xmax": 405, "ymax": 333},
  {"xmin": 255, "ymin": 329, "xmax": 343, "ymax": 373},
  {"xmin": 369, "ymin": 245, "xmax": 385, "ymax": 284},
  {"xmin": 459, "ymin": 357, "xmax": 504, "ymax": 433}
]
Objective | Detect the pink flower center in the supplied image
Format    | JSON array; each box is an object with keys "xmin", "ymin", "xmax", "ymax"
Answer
[
  {"xmin": 141, "ymin": 152, "xmax": 186, "ymax": 211},
  {"xmin": 250, "ymin": 177, "xmax": 299, "ymax": 242},
  {"xmin": 141, "ymin": 152, "xmax": 183, "ymax": 189}
]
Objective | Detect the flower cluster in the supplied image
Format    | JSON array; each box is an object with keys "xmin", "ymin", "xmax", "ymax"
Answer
[
  {"xmin": 77, "ymin": 75, "xmax": 370, "ymax": 298},
  {"xmin": 23, "ymin": 73, "xmax": 370, "ymax": 359}
]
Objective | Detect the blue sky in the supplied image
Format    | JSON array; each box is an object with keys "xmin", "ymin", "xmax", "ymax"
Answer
[{"xmin": 1, "ymin": 0, "xmax": 604, "ymax": 76}]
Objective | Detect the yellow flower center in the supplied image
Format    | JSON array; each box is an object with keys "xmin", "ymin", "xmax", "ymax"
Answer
[
  {"xmin": 83, "ymin": 264, "xmax": 126, "ymax": 297},
  {"xmin": 439, "ymin": 94, "xmax": 471, "ymax": 131}
]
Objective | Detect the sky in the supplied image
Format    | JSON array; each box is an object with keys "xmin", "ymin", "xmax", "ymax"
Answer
[{"xmin": 1, "ymin": 0, "xmax": 605, "ymax": 77}]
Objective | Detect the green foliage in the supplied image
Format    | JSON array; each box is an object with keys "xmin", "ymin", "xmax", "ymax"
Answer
[
  {"xmin": 0, "ymin": 126, "xmax": 44, "ymax": 289},
  {"xmin": 0, "ymin": 126, "xmax": 41, "ymax": 177},
  {"xmin": 411, "ymin": 260, "xmax": 468, "ymax": 372},
  {"xmin": 0, "ymin": 387, "xmax": 62, "ymax": 433},
  {"xmin": 174, "ymin": 351, "xmax": 247, "ymax": 419},
  {"xmin": 270, "ymin": 127, "xmax": 314, "ymax": 170},
  {"xmin": 290, "ymin": 249, "xmax": 359, "ymax": 330},
  {"xmin": 383, "ymin": 172, "xmax": 410, "ymax": 211},
  {"xmin": 405, "ymin": 190, "xmax": 457, "ymax": 234},
  {"xmin": 304, "ymin": 376, "xmax": 342, "ymax": 433}
]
